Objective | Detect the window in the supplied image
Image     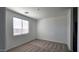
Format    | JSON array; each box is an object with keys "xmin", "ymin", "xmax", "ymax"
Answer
[
  {"xmin": 13, "ymin": 17, "xmax": 29, "ymax": 36},
  {"xmin": 22, "ymin": 20, "xmax": 29, "ymax": 34}
]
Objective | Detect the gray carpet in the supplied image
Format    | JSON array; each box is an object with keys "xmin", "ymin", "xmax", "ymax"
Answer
[{"xmin": 8, "ymin": 39, "xmax": 69, "ymax": 52}]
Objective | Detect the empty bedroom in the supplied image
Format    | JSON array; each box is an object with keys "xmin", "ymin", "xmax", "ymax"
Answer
[{"xmin": 0, "ymin": 7, "xmax": 76, "ymax": 52}]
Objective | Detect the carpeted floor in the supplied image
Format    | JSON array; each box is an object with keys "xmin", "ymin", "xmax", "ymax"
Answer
[{"xmin": 8, "ymin": 39, "xmax": 69, "ymax": 52}]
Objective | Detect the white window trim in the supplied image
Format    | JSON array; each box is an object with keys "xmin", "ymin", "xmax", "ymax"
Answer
[{"xmin": 13, "ymin": 17, "xmax": 29, "ymax": 36}]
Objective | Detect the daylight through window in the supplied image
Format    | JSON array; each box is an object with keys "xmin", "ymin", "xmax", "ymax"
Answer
[{"xmin": 13, "ymin": 17, "xmax": 29, "ymax": 36}]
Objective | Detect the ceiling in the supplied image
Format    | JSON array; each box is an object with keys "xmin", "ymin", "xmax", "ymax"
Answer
[{"xmin": 7, "ymin": 7, "xmax": 71, "ymax": 20}]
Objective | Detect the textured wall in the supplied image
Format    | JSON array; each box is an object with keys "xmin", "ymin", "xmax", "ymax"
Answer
[{"xmin": 5, "ymin": 9, "xmax": 37, "ymax": 50}]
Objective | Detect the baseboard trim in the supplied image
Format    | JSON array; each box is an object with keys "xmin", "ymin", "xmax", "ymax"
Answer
[{"xmin": 37, "ymin": 39, "xmax": 67, "ymax": 45}]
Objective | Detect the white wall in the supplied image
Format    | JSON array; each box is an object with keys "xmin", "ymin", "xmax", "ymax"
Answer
[
  {"xmin": 37, "ymin": 9, "xmax": 72, "ymax": 51},
  {"xmin": 37, "ymin": 15, "xmax": 68, "ymax": 44},
  {"xmin": 5, "ymin": 9, "xmax": 37, "ymax": 50},
  {"xmin": 66, "ymin": 9, "xmax": 72, "ymax": 51}
]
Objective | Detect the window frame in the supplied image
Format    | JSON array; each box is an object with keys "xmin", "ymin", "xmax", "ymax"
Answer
[{"xmin": 13, "ymin": 17, "xmax": 29, "ymax": 36}]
